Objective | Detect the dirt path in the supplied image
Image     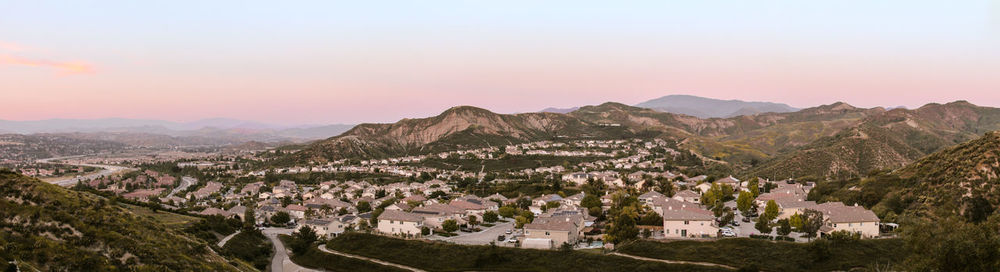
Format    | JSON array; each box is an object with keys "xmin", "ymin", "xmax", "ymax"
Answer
[
  {"xmin": 217, "ymin": 231, "xmax": 240, "ymax": 248},
  {"xmin": 609, "ymin": 252, "xmax": 738, "ymax": 270},
  {"xmin": 318, "ymin": 244, "xmax": 426, "ymax": 272}
]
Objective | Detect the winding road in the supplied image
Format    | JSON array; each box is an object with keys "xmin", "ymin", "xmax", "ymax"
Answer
[{"xmin": 262, "ymin": 228, "xmax": 317, "ymax": 272}]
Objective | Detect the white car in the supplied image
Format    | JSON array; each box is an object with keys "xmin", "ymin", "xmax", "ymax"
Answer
[
  {"xmin": 506, "ymin": 237, "xmax": 518, "ymax": 243},
  {"xmin": 721, "ymin": 230, "xmax": 737, "ymax": 237}
]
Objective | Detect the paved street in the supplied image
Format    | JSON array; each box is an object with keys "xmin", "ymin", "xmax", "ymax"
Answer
[
  {"xmin": 262, "ymin": 228, "xmax": 317, "ymax": 272},
  {"xmin": 167, "ymin": 176, "xmax": 196, "ymax": 199}
]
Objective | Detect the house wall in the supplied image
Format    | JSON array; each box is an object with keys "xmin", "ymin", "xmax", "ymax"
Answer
[
  {"xmin": 524, "ymin": 229, "xmax": 575, "ymax": 247},
  {"xmin": 377, "ymin": 219, "xmax": 422, "ymax": 236},
  {"xmin": 663, "ymin": 219, "xmax": 717, "ymax": 238},
  {"xmin": 828, "ymin": 221, "xmax": 879, "ymax": 238}
]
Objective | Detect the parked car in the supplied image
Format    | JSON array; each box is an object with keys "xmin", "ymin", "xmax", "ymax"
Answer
[
  {"xmin": 506, "ymin": 237, "xmax": 518, "ymax": 243},
  {"xmin": 732, "ymin": 221, "xmax": 740, "ymax": 226},
  {"xmin": 742, "ymin": 217, "xmax": 752, "ymax": 223},
  {"xmin": 721, "ymin": 230, "xmax": 737, "ymax": 237},
  {"xmin": 505, "ymin": 229, "xmax": 512, "ymax": 235},
  {"xmin": 498, "ymin": 235, "xmax": 505, "ymax": 241}
]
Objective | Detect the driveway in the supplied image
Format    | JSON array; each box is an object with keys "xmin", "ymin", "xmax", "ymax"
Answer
[
  {"xmin": 441, "ymin": 222, "xmax": 515, "ymax": 246},
  {"xmin": 262, "ymin": 228, "xmax": 317, "ymax": 272}
]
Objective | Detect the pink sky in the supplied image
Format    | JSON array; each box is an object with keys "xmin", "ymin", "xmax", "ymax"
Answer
[{"xmin": 1, "ymin": 1, "xmax": 998, "ymax": 125}]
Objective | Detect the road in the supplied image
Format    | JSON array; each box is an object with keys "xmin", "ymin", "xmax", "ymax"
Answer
[
  {"xmin": 262, "ymin": 228, "xmax": 317, "ymax": 272},
  {"xmin": 318, "ymin": 244, "xmax": 426, "ymax": 272},
  {"xmin": 441, "ymin": 221, "xmax": 515, "ymax": 246},
  {"xmin": 36, "ymin": 155, "xmax": 133, "ymax": 187},
  {"xmin": 167, "ymin": 176, "xmax": 196, "ymax": 199}
]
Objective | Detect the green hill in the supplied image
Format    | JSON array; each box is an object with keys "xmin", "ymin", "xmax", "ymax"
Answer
[
  {"xmin": 806, "ymin": 131, "xmax": 1000, "ymax": 221},
  {"xmin": 0, "ymin": 169, "xmax": 243, "ymax": 271}
]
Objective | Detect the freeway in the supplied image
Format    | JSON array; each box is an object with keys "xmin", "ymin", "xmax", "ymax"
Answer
[{"xmin": 36, "ymin": 155, "xmax": 133, "ymax": 187}]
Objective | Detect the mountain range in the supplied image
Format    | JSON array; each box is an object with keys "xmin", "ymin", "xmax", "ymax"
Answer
[
  {"xmin": 0, "ymin": 118, "xmax": 356, "ymax": 145},
  {"xmin": 288, "ymin": 99, "xmax": 1000, "ymax": 181},
  {"xmin": 634, "ymin": 94, "xmax": 800, "ymax": 118}
]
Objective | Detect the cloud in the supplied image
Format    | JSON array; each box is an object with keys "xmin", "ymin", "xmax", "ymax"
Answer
[
  {"xmin": 0, "ymin": 54, "xmax": 95, "ymax": 74},
  {"xmin": 0, "ymin": 41, "xmax": 27, "ymax": 52},
  {"xmin": 0, "ymin": 41, "xmax": 95, "ymax": 75}
]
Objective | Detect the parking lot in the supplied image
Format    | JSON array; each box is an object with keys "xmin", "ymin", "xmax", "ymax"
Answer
[{"xmin": 437, "ymin": 221, "xmax": 518, "ymax": 246}]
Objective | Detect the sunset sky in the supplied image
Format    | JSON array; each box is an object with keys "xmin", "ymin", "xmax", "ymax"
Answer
[{"xmin": 2, "ymin": 1, "xmax": 999, "ymax": 125}]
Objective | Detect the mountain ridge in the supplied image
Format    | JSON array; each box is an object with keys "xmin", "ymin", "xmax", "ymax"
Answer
[{"xmin": 634, "ymin": 94, "xmax": 799, "ymax": 118}]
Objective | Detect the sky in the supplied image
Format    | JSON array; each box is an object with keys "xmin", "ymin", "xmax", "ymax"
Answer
[{"xmin": 1, "ymin": 0, "xmax": 999, "ymax": 125}]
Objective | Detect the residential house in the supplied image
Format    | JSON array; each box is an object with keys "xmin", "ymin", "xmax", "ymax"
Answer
[
  {"xmin": 672, "ymin": 190, "xmax": 700, "ymax": 203},
  {"xmin": 299, "ymin": 218, "xmax": 345, "ymax": 238},
  {"xmin": 376, "ymin": 210, "xmax": 425, "ymax": 236}
]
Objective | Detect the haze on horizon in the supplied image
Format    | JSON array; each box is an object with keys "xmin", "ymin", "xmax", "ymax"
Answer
[{"xmin": 2, "ymin": 1, "xmax": 999, "ymax": 125}]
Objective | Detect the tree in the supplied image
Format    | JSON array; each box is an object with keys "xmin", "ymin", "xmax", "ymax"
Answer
[
  {"xmin": 754, "ymin": 214, "xmax": 772, "ymax": 234},
  {"xmin": 902, "ymin": 215, "xmax": 1000, "ymax": 271},
  {"xmin": 559, "ymin": 242, "xmax": 574, "ymax": 251},
  {"xmin": 605, "ymin": 209, "xmax": 639, "ymax": 244},
  {"xmin": 289, "ymin": 226, "xmax": 318, "ymax": 255},
  {"xmin": 468, "ymin": 215, "xmax": 478, "ymax": 227},
  {"xmin": 483, "ymin": 211, "xmax": 499, "ymax": 223},
  {"xmin": 442, "ymin": 219, "xmax": 459, "ymax": 233},
  {"xmin": 357, "ymin": 201, "xmax": 372, "ymax": 213},
  {"xmin": 588, "ymin": 206, "xmax": 603, "ymax": 217},
  {"xmin": 800, "ymin": 209, "xmax": 824, "ymax": 240},
  {"xmin": 963, "ymin": 195, "xmax": 995, "ymax": 223},
  {"xmin": 736, "ymin": 191, "xmax": 754, "ymax": 214},
  {"xmin": 764, "ymin": 200, "xmax": 779, "ymax": 221},
  {"xmin": 637, "ymin": 212, "xmax": 663, "ymax": 226},
  {"xmin": 776, "ymin": 218, "xmax": 792, "ymax": 236},
  {"xmin": 516, "ymin": 198, "xmax": 532, "ymax": 210},
  {"xmin": 498, "ymin": 206, "xmax": 517, "ymax": 218},
  {"xmin": 721, "ymin": 210, "xmax": 735, "ymax": 227},
  {"xmin": 421, "ymin": 226, "xmax": 431, "ymax": 236},
  {"xmin": 642, "ymin": 228, "xmax": 652, "ymax": 239},
  {"xmin": 514, "ymin": 216, "xmax": 530, "ymax": 228},
  {"xmin": 747, "ymin": 178, "xmax": 760, "ymax": 197},
  {"xmin": 789, "ymin": 212, "xmax": 804, "ymax": 230},
  {"xmin": 270, "ymin": 211, "xmax": 291, "ymax": 225}
]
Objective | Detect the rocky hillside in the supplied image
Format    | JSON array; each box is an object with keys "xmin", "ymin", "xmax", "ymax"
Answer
[
  {"xmin": 290, "ymin": 106, "xmax": 637, "ymax": 162},
  {"xmin": 749, "ymin": 101, "xmax": 1000, "ymax": 179},
  {"xmin": 807, "ymin": 131, "xmax": 1000, "ymax": 221},
  {"xmin": 0, "ymin": 170, "xmax": 242, "ymax": 271},
  {"xmin": 286, "ymin": 100, "xmax": 1000, "ymax": 181}
]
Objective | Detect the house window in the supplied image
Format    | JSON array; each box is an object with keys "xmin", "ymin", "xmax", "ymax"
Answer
[
  {"xmin": 684, "ymin": 221, "xmax": 689, "ymax": 225},
  {"xmin": 390, "ymin": 220, "xmax": 395, "ymax": 224},
  {"xmin": 849, "ymin": 223, "xmax": 853, "ymax": 227},
  {"xmin": 545, "ymin": 232, "xmax": 550, "ymax": 235}
]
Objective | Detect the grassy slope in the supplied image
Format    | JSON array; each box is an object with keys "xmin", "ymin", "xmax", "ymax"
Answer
[
  {"xmin": 0, "ymin": 170, "xmax": 242, "ymax": 271},
  {"xmin": 617, "ymin": 238, "xmax": 907, "ymax": 272},
  {"xmin": 325, "ymin": 233, "xmax": 728, "ymax": 272},
  {"xmin": 278, "ymin": 235, "xmax": 408, "ymax": 272}
]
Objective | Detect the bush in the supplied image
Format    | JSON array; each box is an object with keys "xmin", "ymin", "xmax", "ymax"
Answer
[
  {"xmin": 326, "ymin": 233, "xmax": 726, "ymax": 271},
  {"xmin": 618, "ymin": 238, "xmax": 907, "ymax": 272},
  {"xmin": 221, "ymin": 231, "xmax": 272, "ymax": 270},
  {"xmin": 280, "ymin": 235, "xmax": 407, "ymax": 272}
]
